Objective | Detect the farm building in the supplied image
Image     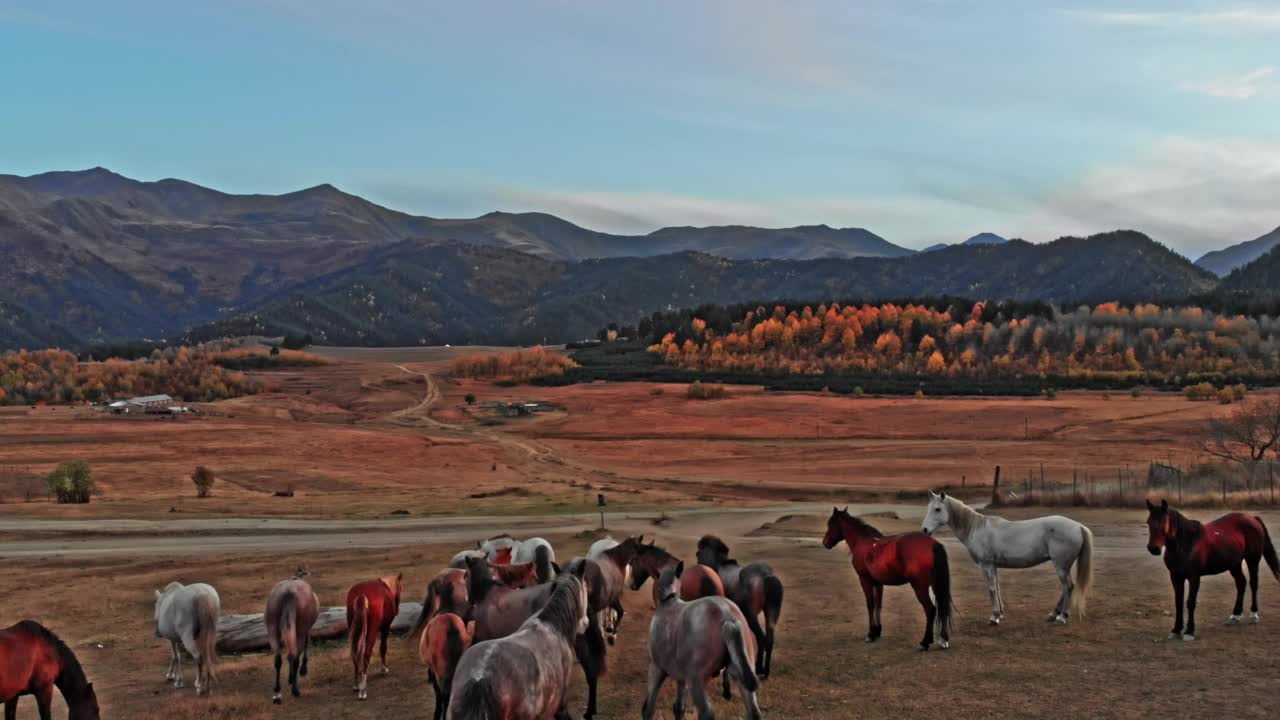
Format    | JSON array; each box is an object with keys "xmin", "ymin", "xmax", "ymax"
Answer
[{"xmin": 108, "ymin": 394, "xmax": 176, "ymax": 414}]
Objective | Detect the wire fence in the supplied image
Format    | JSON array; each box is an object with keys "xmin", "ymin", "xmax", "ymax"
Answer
[{"xmin": 987, "ymin": 460, "xmax": 1280, "ymax": 508}]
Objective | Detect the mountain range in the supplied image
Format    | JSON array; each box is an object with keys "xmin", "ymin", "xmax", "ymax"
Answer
[
  {"xmin": 922, "ymin": 232, "xmax": 1010, "ymax": 253},
  {"xmin": 1194, "ymin": 226, "xmax": 1280, "ymax": 277},
  {"xmin": 0, "ymin": 168, "xmax": 1269, "ymax": 350}
]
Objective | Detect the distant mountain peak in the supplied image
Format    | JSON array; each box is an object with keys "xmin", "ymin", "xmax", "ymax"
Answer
[
  {"xmin": 962, "ymin": 232, "xmax": 1008, "ymax": 246},
  {"xmin": 1196, "ymin": 226, "xmax": 1280, "ymax": 277}
]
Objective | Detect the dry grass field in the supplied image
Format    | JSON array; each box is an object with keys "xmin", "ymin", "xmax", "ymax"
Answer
[{"xmin": 2, "ymin": 346, "xmax": 1277, "ymax": 718}]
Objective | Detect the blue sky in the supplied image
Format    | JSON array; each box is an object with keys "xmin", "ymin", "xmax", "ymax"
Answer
[{"xmin": 3, "ymin": 1, "xmax": 1278, "ymax": 256}]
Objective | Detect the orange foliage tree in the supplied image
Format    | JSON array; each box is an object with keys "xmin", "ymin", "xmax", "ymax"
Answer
[{"xmin": 449, "ymin": 347, "xmax": 577, "ymax": 384}]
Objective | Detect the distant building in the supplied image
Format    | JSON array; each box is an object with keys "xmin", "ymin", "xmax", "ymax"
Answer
[{"xmin": 108, "ymin": 394, "xmax": 175, "ymax": 414}]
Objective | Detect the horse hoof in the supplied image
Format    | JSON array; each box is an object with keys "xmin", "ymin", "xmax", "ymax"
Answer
[
  {"xmin": 1182, "ymin": 634, "xmax": 1196, "ymax": 642},
  {"xmin": 864, "ymin": 635, "xmax": 876, "ymax": 643},
  {"xmin": 1227, "ymin": 615, "xmax": 1241, "ymax": 625},
  {"xmin": 939, "ymin": 639, "xmax": 950, "ymax": 649},
  {"xmin": 292, "ymin": 687, "xmax": 301, "ymax": 698},
  {"xmin": 607, "ymin": 635, "xmax": 615, "ymax": 646},
  {"xmin": 1166, "ymin": 632, "xmax": 1181, "ymax": 640},
  {"xmin": 1250, "ymin": 612, "xmax": 1260, "ymax": 624},
  {"xmin": 381, "ymin": 667, "xmax": 390, "ymax": 676},
  {"xmin": 1046, "ymin": 613, "xmax": 1059, "ymax": 623},
  {"xmin": 1054, "ymin": 616, "xmax": 1068, "ymax": 625},
  {"xmin": 988, "ymin": 617, "xmax": 1000, "ymax": 626},
  {"xmin": 273, "ymin": 695, "xmax": 282, "ymax": 705}
]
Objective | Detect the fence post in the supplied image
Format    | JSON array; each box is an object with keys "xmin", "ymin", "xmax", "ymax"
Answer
[
  {"xmin": 1073, "ymin": 469, "xmax": 1078, "ymax": 505},
  {"xmin": 962, "ymin": 474, "xmax": 966, "ymax": 489},
  {"xmin": 1040, "ymin": 463, "xmax": 1046, "ymax": 498},
  {"xmin": 1223, "ymin": 475, "xmax": 1227, "ymax": 504},
  {"xmin": 1118, "ymin": 468, "xmax": 1123, "ymax": 503},
  {"xmin": 992, "ymin": 465, "xmax": 1001, "ymax": 505},
  {"xmin": 1270, "ymin": 460, "xmax": 1274, "ymax": 505}
]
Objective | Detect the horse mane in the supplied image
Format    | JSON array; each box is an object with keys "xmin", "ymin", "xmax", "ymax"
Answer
[
  {"xmin": 16, "ymin": 621, "xmax": 91, "ymax": 700},
  {"xmin": 466, "ymin": 557, "xmax": 499, "ymax": 603},
  {"xmin": 599, "ymin": 537, "xmax": 638, "ymax": 567},
  {"xmin": 1168, "ymin": 508, "xmax": 1203, "ymax": 542},
  {"xmin": 839, "ymin": 512, "xmax": 884, "ymax": 538},
  {"xmin": 161, "ymin": 581, "xmax": 184, "ymax": 594},
  {"xmin": 637, "ymin": 542, "xmax": 675, "ymax": 564},
  {"xmin": 697, "ymin": 535, "xmax": 729, "ymax": 555},
  {"xmin": 943, "ymin": 495, "xmax": 985, "ymax": 537},
  {"xmin": 534, "ymin": 574, "xmax": 586, "ymax": 639}
]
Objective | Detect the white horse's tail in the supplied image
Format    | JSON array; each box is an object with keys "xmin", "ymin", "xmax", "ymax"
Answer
[
  {"xmin": 1072, "ymin": 524, "xmax": 1094, "ymax": 618},
  {"xmin": 195, "ymin": 590, "xmax": 220, "ymax": 686}
]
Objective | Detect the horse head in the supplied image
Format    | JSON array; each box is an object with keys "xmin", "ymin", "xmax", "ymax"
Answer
[
  {"xmin": 922, "ymin": 491, "xmax": 950, "ymax": 536},
  {"xmin": 1145, "ymin": 498, "xmax": 1172, "ymax": 555},
  {"xmin": 66, "ymin": 682, "xmax": 100, "ymax": 720},
  {"xmin": 656, "ymin": 561, "xmax": 683, "ymax": 603},
  {"xmin": 695, "ymin": 536, "xmax": 730, "ymax": 567},
  {"xmin": 822, "ymin": 506, "xmax": 850, "ymax": 549},
  {"xmin": 628, "ymin": 542, "xmax": 675, "ymax": 591}
]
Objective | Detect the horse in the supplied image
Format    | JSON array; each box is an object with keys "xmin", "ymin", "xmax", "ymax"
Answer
[
  {"xmin": 641, "ymin": 562, "xmax": 762, "ymax": 720},
  {"xmin": 0, "ymin": 620, "xmax": 100, "ymax": 720},
  {"xmin": 449, "ymin": 549, "xmax": 486, "ymax": 569},
  {"xmin": 488, "ymin": 560, "xmax": 541, "ymax": 588},
  {"xmin": 480, "ymin": 534, "xmax": 557, "ymax": 568},
  {"xmin": 464, "ymin": 554, "xmax": 609, "ymax": 719},
  {"xmin": 346, "ymin": 574, "xmax": 403, "ymax": 700},
  {"xmin": 448, "ymin": 568, "xmax": 590, "ymax": 720},
  {"xmin": 822, "ymin": 507, "xmax": 953, "ymax": 650},
  {"xmin": 629, "ymin": 539, "xmax": 726, "ymax": 607},
  {"xmin": 420, "ymin": 613, "xmax": 470, "ymax": 720},
  {"xmin": 410, "ymin": 568, "xmax": 471, "ymax": 641},
  {"xmin": 265, "ymin": 568, "xmax": 320, "ymax": 703},
  {"xmin": 154, "ymin": 581, "xmax": 221, "ymax": 694},
  {"xmin": 584, "ymin": 536, "xmax": 644, "ymax": 644},
  {"xmin": 922, "ymin": 491, "xmax": 1094, "ymax": 625},
  {"xmin": 1145, "ymin": 498, "xmax": 1280, "ymax": 640},
  {"xmin": 696, "ymin": 536, "xmax": 784, "ymax": 678}
]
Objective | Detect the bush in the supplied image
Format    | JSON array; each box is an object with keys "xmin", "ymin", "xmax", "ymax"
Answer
[
  {"xmin": 1231, "ymin": 384, "xmax": 1248, "ymax": 401},
  {"xmin": 44, "ymin": 461, "xmax": 96, "ymax": 504},
  {"xmin": 649, "ymin": 387, "xmax": 665, "ymax": 396},
  {"xmin": 1130, "ymin": 387, "xmax": 1143, "ymax": 398},
  {"xmin": 1043, "ymin": 387, "xmax": 1057, "ymax": 399},
  {"xmin": 464, "ymin": 393, "xmax": 477, "ymax": 405},
  {"xmin": 915, "ymin": 389, "xmax": 925, "ymax": 399},
  {"xmin": 1184, "ymin": 382, "xmax": 1218, "ymax": 401},
  {"xmin": 853, "ymin": 386, "xmax": 864, "ymax": 397},
  {"xmin": 686, "ymin": 381, "xmax": 726, "ymax": 400},
  {"xmin": 1217, "ymin": 388, "xmax": 1235, "ymax": 404},
  {"xmin": 191, "ymin": 465, "xmax": 216, "ymax": 498}
]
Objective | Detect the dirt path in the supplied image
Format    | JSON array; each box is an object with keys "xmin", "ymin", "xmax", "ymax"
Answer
[{"xmin": 0, "ymin": 502, "xmax": 906, "ymax": 559}]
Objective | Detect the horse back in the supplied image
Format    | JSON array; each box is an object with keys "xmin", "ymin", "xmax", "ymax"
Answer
[
  {"xmin": 0, "ymin": 624, "xmax": 57, "ymax": 701},
  {"xmin": 679, "ymin": 565, "xmax": 725, "ymax": 601},
  {"xmin": 857, "ymin": 532, "xmax": 936, "ymax": 585},
  {"xmin": 1189, "ymin": 512, "xmax": 1265, "ymax": 573}
]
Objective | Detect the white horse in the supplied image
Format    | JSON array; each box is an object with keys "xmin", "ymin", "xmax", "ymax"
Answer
[
  {"xmin": 154, "ymin": 582, "xmax": 221, "ymax": 694},
  {"xmin": 922, "ymin": 491, "xmax": 1094, "ymax": 625}
]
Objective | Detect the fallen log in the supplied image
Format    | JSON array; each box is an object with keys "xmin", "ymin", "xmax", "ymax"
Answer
[{"xmin": 216, "ymin": 602, "xmax": 423, "ymax": 653}]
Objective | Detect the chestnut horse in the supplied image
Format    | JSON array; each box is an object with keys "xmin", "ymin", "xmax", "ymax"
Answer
[
  {"xmin": 628, "ymin": 540, "xmax": 726, "ymax": 607},
  {"xmin": 410, "ymin": 568, "xmax": 471, "ymax": 640},
  {"xmin": 822, "ymin": 507, "xmax": 953, "ymax": 650},
  {"xmin": 488, "ymin": 560, "xmax": 541, "ymax": 588},
  {"xmin": 696, "ymin": 536, "xmax": 784, "ymax": 678},
  {"xmin": 449, "ymin": 568, "xmax": 590, "ymax": 720},
  {"xmin": 265, "ymin": 569, "xmax": 320, "ymax": 704},
  {"xmin": 0, "ymin": 620, "xmax": 100, "ymax": 720},
  {"xmin": 346, "ymin": 574, "xmax": 403, "ymax": 700},
  {"xmin": 420, "ymin": 613, "xmax": 470, "ymax": 720},
  {"xmin": 1145, "ymin": 499, "xmax": 1280, "ymax": 640}
]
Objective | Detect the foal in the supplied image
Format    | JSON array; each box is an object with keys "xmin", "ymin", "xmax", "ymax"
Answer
[
  {"xmin": 642, "ymin": 562, "xmax": 762, "ymax": 720},
  {"xmin": 1146, "ymin": 499, "xmax": 1280, "ymax": 640},
  {"xmin": 265, "ymin": 569, "xmax": 320, "ymax": 703}
]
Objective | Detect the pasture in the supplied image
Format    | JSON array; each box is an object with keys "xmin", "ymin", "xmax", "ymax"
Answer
[{"xmin": 1, "ymin": 347, "xmax": 1277, "ymax": 718}]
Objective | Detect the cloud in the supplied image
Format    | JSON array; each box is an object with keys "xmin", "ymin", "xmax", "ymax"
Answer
[
  {"xmin": 1181, "ymin": 66, "xmax": 1276, "ymax": 99},
  {"xmin": 1064, "ymin": 7, "xmax": 1280, "ymax": 32},
  {"xmin": 1007, "ymin": 136, "xmax": 1280, "ymax": 257}
]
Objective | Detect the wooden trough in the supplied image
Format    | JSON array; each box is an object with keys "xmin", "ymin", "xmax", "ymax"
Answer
[{"xmin": 216, "ymin": 602, "xmax": 423, "ymax": 653}]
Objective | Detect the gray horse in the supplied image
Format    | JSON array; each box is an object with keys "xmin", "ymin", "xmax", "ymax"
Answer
[
  {"xmin": 265, "ymin": 568, "xmax": 320, "ymax": 703},
  {"xmin": 448, "ymin": 568, "xmax": 590, "ymax": 720},
  {"xmin": 154, "ymin": 581, "xmax": 221, "ymax": 695},
  {"xmin": 695, "ymin": 536, "xmax": 783, "ymax": 678},
  {"xmin": 643, "ymin": 562, "xmax": 762, "ymax": 720}
]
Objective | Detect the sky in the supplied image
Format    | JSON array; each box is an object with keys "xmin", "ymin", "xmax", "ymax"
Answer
[{"xmin": 2, "ymin": 1, "xmax": 1279, "ymax": 257}]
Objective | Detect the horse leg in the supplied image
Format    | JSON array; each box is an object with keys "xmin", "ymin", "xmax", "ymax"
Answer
[
  {"xmin": 273, "ymin": 652, "xmax": 283, "ymax": 703},
  {"xmin": 858, "ymin": 575, "xmax": 878, "ymax": 642},
  {"xmin": 672, "ymin": 680, "xmax": 687, "ymax": 720},
  {"xmin": 1050, "ymin": 562, "xmax": 1072, "ymax": 624},
  {"xmin": 582, "ymin": 658, "xmax": 599, "ymax": 719},
  {"xmin": 1184, "ymin": 575, "xmax": 1200, "ymax": 640},
  {"xmin": 429, "ymin": 670, "xmax": 443, "ymax": 720},
  {"xmin": 872, "ymin": 583, "xmax": 884, "ymax": 640},
  {"xmin": 1246, "ymin": 557, "xmax": 1261, "ymax": 622},
  {"xmin": 1168, "ymin": 574, "xmax": 1185, "ymax": 639},
  {"xmin": 172, "ymin": 640, "xmax": 185, "ymax": 688},
  {"xmin": 640, "ymin": 663, "xmax": 667, "ymax": 720},
  {"xmin": 379, "ymin": 627, "xmax": 391, "ymax": 674},
  {"xmin": 34, "ymin": 684, "xmax": 53, "ymax": 720},
  {"xmin": 689, "ymin": 677, "xmax": 717, "ymax": 720},
  {"xmin": 300, "ymin": 636, "xmax": 310, "ymax": 676},
  {"xmin": 722, "ymin": 667, "xmax": 732, "ymax": 700},
  {"xmin": 993, "ymin": 568, "xmax": 1006, "ymax": 620},
  {"xmin": 912, "ymin": 580, "xmax": 936, "ymax": 651},
  {"xmin": 164, "ymin": 640, "xmax": 177, "ymax": 681},
  {"xmin": 1227, "ymin": 564, "xmax": 1246, "ymax": 624},
  {"xmin": 981, "ymin": 565, "xmax": 1000, "ymax": 625},
  {"xmin": 4, "ymin": 699, "xmax": 15, "ymax": 720},
  {"xmin": 289, "ymin": 654, "xmax": 301, "ymax": 697}
]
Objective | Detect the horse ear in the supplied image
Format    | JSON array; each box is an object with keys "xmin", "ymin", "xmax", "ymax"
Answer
[
  {"xmin": 154, "ymin": 589, "xmax": 161, "ymax": 600},
  {"xmin": 939, "ymin": 490, "xmax": 947, "ymax": 499},
  {"xmin": 1161, "ymin": 498, "xmax": 1168, "ymax": 510},
  {"xmin": 675, "ymin": 560, "xmax": 684, "ymax": 577},
  {"xmin": 1146, "ymin": 498, "xmax": 1155, "ymax": 511},
  {"xmin": 572, "ymin": 561, "xmax": 586, "ymax": 579}
]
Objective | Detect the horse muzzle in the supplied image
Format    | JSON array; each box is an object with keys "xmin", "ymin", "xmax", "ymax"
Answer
[
  {"xmin": 921, "ymin": 527, "xmax": 933, "ymax": 536},
  {"xmin": 1147, "ymin": 545, "xmax": 1161, "ymax": 556}
]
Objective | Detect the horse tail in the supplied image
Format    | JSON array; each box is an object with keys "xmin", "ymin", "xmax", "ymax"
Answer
[
  {"xmin": 1258, "ymin": 516, "xmax": 1280, "ymax": 582},
  {"xmin": 350, "ymin": 594, "xmax": 370, "ymax": 672},
  {"xmin": 722, "ymin": 618, "xmax": 759, "ymax": 693},
  {"xmin": 1073, "ymin": 524, "xmax": 1095, "ymax": 618},
  {"xmin": 410, "ymin": 582, "xmax": 437, "ymax": 640},
  {"xmin": 196, "ymin": 590, "xmax": 220, "ymax": 684},
  {"xmin": 931, "ymin": 541, "xmax": 953, "ymax": 638},
  {"xmin": 278, "ymin": 590, "xmax": 299, "ymax": 658},
  {"xmin": 534, "ymin": 543, "xmax": 555, "ymax": 583},
  {"xmin": 452, "ymin": 677, "xmax": 502, "ymax": 720},
  {"xmin": 763, "ymin": 573, "xmax": 783, "ymax": 637}
]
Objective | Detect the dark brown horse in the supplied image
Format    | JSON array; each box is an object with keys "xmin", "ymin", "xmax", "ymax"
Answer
[
  {"xmin": 419, "ymin": 612, "xmax": 470, "ymax": 720},
  {"xmin": 410, "ymin": 567, "xmax": 471, "ymax": 643},
  {"xmin": 822, "ymin": 507, "xmax": 953, "ymax": 650},
  {"xmin": 628, "ymin": 539, "xmax": 726, "ymax": 606},
  {"xmin": 0, "ymin": 621, "xmax": 99, "ymax": 720},
  {"xmin": 696, "ymin": 535, "xmax": 784, "ymax": 677},
  {"xmin": 465, "ymin": 554, "xmax": 609, "ymax": 719},
  {"xmin": 1145, "ymin": 499, "xmax": 1280, "ymax": 640},
  {"xmin": 450, "ymin": 568, "xmax": 591, "ymax": 720},
  {"xmin": 265, "ymin": 569, "xmax": 320, "ymax": 704},
  {"xmin": 346, "ymin": 574, "xmax": 403, "ymax": 700}
]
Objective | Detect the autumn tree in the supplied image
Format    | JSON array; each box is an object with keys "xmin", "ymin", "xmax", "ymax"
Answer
[
  {"xmin": 45, "ymin": 460, "xmax": 96, "ymax": 504},
  {"xmin": 191, "ymin": 465, "xmax": 216, "ymax": 498}
]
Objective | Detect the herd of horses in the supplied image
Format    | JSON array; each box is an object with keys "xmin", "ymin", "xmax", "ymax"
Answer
[{"xmin": 3, "ymin": 494, "xmax": 1280, "ymax": 719}]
